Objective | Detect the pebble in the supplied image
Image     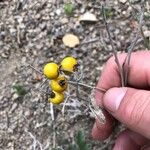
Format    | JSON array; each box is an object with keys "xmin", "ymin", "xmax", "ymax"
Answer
[
  {"xmin": 119, "ymin": 0, "xmax": 127, "ymax": 3},
  {"xmin": 55, "ymin": 9, "xmax": 61, "ymax": 16},
  {"xmin": 60, "ymin": 18, "xmax": 69, "ymax": 24},
  {"xmin": 144, "ymin": 30, "xmax": 150, "ymax": 37},
  {"xmin": 10, "ymin": 103, "xmax": 18, "ymax": 113},
  {"xmin": 12, "ymin": 93, "xmax": 19, "ymax": 101}
]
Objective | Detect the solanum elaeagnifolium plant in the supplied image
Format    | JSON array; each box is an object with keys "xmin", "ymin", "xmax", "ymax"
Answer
[{"xmin": 43, "ymin": 56, "xmax": 78, "ymax": 105}]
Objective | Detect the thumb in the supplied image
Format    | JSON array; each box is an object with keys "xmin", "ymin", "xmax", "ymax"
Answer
[{"xmin": 103, "ymin": 87, "xmax": 150, "ymax": 139}]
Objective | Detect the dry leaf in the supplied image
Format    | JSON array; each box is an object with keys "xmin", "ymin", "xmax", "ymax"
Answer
[
  {"xmin": 79, "ymin": 12, "xmax": 98, "ymax": 22},
  {"xmin": 62, "ymin": 34, "xmax": 80, "ymax": 48}
]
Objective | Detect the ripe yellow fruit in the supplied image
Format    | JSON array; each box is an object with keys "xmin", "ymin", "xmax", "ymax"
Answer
[
  {"xmin": 50, "ymin": 76, "xmax": 68, "ymax": 92},
  {"xmin": 49, "ymin": 91, "xmax": 64, "ymax": 104},
  {"xmin": 43, "ymin": 63, "xmax": 59, "ymax": 79},
  {"xmin": 60, "ymin": 56, "xmax": 78, "ymax": 73}
]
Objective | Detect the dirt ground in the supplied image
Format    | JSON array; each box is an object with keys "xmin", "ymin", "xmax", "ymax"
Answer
[{"xmin": 0, "ymin": 0, "xmax": 149, "ymax": 150}]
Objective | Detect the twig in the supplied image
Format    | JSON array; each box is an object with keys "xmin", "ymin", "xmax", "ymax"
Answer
[
  {"xmin": 89, "ymin": 104, "xmax": 105, "ymax": 124},
  {"xmin": 89, "ymin": 89, "xmax": 106, "ymax": 124},
  {"xmin": 123, "ymin": 10, "xmax": 144, "ymax": 85},
  {"xmin": 27, "ymin": 63, "xmax": 43, "ymax": 75},
  {"xmin": 40, "ymin": 78, "xmax": 48, "ymax": 86},
  {"xmin": 53, "ymin": 131, "xmax": 56, "ymax": 148},
  {"xmin": 31, "ymin": 88, "xmax": 51, "ymax": 95},
  {"xmin": 80, "ymin": 38, "xmax": 99, "ymax": 45},
  {"xmin": 17, "ymin": 25, "xmax": 21, "ymax": 44},
  {"xmin": 61, "ymin": 95, "xmax": 70, "ymax": 115},
  {"xmin": 102, "ymin": 5, "xmax": 125, "ymax": 87},
  {"xmin": 50, "ymin": 102, "xmax": 55, "ymax": 121},
  {"xmin": 68, "ymin": 81, "xmax": 106, "ymax": 92},
  {"xmin": 123, "ymin": 34, "xmax": 139, "ymax": 86},
  {"xmin": 25, "ymin": 129, "xmax": 43, "ymax": 150}
]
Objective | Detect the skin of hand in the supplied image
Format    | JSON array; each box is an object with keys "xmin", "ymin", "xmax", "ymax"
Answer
[{"xmin": 92, "ymin": 51, "xmax": 150, "ymax": 150}]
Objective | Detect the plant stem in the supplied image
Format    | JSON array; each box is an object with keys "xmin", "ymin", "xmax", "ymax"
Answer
[
  {"xmin": 102, "ymin": 5, "xmax": 125, "ymax": 87},
  {"xmin": 68, "ymin": 81, "xmax": 106, "ymax": 92}
]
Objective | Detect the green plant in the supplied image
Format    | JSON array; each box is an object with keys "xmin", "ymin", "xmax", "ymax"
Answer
[
  {"xmin": 68, "ymin": 131, "xmax": 91, "ymax": 150},
  {"xmin": 64, "ymin": 3, "xmax": 74, "ymax": 16},
  {"xmin": 104, "ymin": 7, "xmax": 114, "ymax": 18},
  {"xmin": 12, "ymin": 84, "xmax": 27, "ymax": 96}
]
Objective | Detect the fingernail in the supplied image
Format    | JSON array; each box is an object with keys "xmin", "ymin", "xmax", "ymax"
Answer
[{"xmin": 103, "ymin": 88, "xmax": 127, "ymax": 112}]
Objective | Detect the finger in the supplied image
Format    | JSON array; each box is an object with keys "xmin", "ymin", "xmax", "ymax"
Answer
[
  {"xmin": 113, "ymin": 130, "xmax": 148, "ymax": 150},
  {"xmin": 142, "ymin": 145, "xmax": 150, "ymax": 150},
  {"xmin": 103, "ymin": 87, "xmax": 150, "ymax": 139},
  {"xmin": 91, "ymin": 110, "xmax": 114, "ymax": 140},
  {"xmin": 95, "ymin": 51, "xmax": 150, "ymax": 106},
  {"xmin": 94, "ymin": 51, "xmax": 150, "ymax": 141}
]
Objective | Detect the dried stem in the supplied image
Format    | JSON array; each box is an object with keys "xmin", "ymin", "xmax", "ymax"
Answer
[
  {"xmin": 50, "ymin": 103, "xmax": 55, "ymax": 121},
  {"xmin": 61, "ymin": 95, "xmax": 70, "ymax": 115},
  {"xmin": 68, "ymin": 81, "xmax": 106, "ymax": 92},
  {"xmin": 123, "ymin": 34, "xmax": 139, "ymax": 86},
  {"xmin": 102, "ymin": 5, "xmax": 125, "ymax": 87},
  {"xmin": 27, "ymin": 63, "xmax": 43, "ymax": 75},
  {"xmin": 31, "ymin": 88, "xmax": 51, "ymax": 95},
  {"xmin": 123, "ymin": 10, "xmax": 144, "ymax": 86},
  {"xmin": 25, "ymin": 129, "xmax": 43, "ymax": 150}
]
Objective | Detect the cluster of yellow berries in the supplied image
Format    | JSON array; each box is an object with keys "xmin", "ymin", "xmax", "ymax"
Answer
[{"xmin": 43, "ymin": 56, "xmax": 78, "ymax": 105}]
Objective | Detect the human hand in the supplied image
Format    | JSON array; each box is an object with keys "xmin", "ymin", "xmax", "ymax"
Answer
[{"xmin": 92, "ymin": 51, "xmax": 150, "ymax": 150}]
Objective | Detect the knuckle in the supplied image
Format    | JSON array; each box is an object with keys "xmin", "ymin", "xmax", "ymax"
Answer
[{"xmin": 121, "ymin": 92, "xmax": 150, "ymax": 128}]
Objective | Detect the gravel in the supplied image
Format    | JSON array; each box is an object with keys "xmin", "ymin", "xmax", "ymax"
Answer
[{"xmin": 0, "ymin": 0, "xmax": 149, "ymax": 149}]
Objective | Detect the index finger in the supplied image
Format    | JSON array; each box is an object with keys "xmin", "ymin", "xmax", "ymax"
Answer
[{"xmin": 95, "ymin": 51, "xmax": 150, "ymax": 106}]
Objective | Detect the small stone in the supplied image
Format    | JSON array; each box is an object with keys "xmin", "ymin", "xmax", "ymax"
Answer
[
  {"xmin": 21, "ymin": 57, "xmax": 26, "ymax": 64},
  {"xmin": 60, "ymin": 18, "xmax": 69, "ymax": 24},
  {"xmin": 114, "ymin": 0, "xmax": 118, "ymax": 5},
  {"xmin": 12, "ymin": 93, "xmax": 19, "ymax": 100},
  {"xmin": 50, "ymin": 12, "xmax": 55, "ymax": 17},
  {"xmin": 119, "ymin": 0, "xmax": 127, "ymax": 3},
  {"xmin": 35, "ymin": 14, "xmax": 41, "ymax": 19},
  {"xmin": 144, "ymin": 30, "xmax": 150, "ymax": 37},
  {"xmin": 9, "ymin": 28, "xmax": 16, "ymax": 34},
  {"xmin": 80, "ymin": 7, "xmax": 85, "ymax": 14},
  {"xmin": 1, "ymin": 53, "xmax": 8, "ymax": 58},
  {"xmin": 55, "ymin": 9, "xmax": 61, "ymax": 16},
  {"xmin": 24, "ymin": 110, "xmax": 31, "ymax": 117},
  {"xmin": 10, "ymin": 103, "xmax": 18, "ymax": 112},
  {"xmin": 122, "ymin": 11, "xmax": 126, "ymax": 15}
]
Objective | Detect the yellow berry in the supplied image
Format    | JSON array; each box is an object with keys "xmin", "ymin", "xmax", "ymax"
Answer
[
  {"xmin": 50, "ymin": 76, "xmax": 68, "ymax": 92},
  {"xmin": 60, "ymin": 56, "xmax": 78, "ymax": 73},
  {"xmin": 48, "ymin": 91, "xmax": 64, "ymax": 104},
  {"xmin": 43, "ymin": 63, "xmax": 59, "ymax": 79}
]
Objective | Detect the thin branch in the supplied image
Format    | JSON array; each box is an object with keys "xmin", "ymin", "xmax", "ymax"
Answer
[
  {"xmin": 102, "ymin": 5, "xmax": 125, "ymax": 87},
  {"xmin": 31, "ymin": 88, "xmax": 51, "ymax": 95},
  {"xmin": 17, "ymin": 25, "xmax": 21, "ymax": 44},
  {"xmin": 80, "ymin": 37, "xmax": 99, "ymax": 45},
  {"xmin": 25, "ymin": 129, "xmax": 43, "ymax": 150},
  {"xmin": 123, "ymin": 10, "xmax": 144, "ymax": 86},
  {"xmin": 27, "ymin": 63, "xmax": 43, "ymax": 75},
  {"xmin": 123, "ymin": 34, "xmax": 139, "ymax": 85},
  {"xmin": 89, "ymin": 90, "xmax": 106, "ymax": 124},
  {"xmin": 39, "ymin": 78, "xmax": 48, "ymax": 88},
  {"xmin": 68, "ymin": 81, "xmax": 106, "ymax": 92},
  {"xmin": 61, "ymin": 95, "xmax": 70, "ymax": 115},
  {"xmin": 50, "ymin": 103, "xmax": 55, "ymax": 121}
]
